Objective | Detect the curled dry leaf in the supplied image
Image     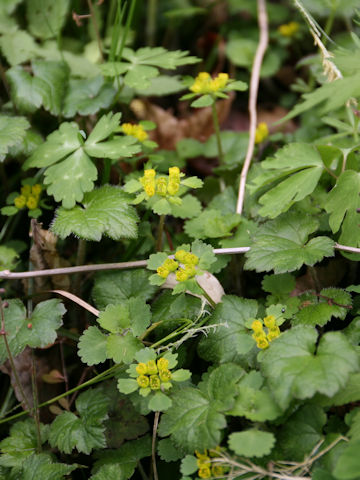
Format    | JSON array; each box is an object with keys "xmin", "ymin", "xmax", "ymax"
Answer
[{"xmin": 162, "ymin": 271, "xmax": 224, "ymax": 305}]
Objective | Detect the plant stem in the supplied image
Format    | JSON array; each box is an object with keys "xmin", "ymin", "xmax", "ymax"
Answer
[
  {"xmin": 102, "ymin": 158, "xmax": 112, "ymax": 184},
  {"xmin": 31, "ymin": 350, "xmax": 42, "ymax": 452},
  {"xmin": 0, "ymin": 216, "xmax": 12, "ymax": 243},
  {"xmin": 87, "ymin": 0, "xmax": 104, "ymax": 61},
  {"xmin": 0, "ymin": 385, "xmax": 14, "ymax": 418},
  {"xmin": 211, "ymin": 102, "xmax": 224, "ymax": 163},
  {"xmin": 0, "ymin": 364, "xmax": 123, "ymax": 425},
  {"xmin": 156, "ymin": 214, "xmax": 165, "ymax": 252},
  {"xmin": 152, "ymin": 411, "xmax": 160, "ymax": 480},
  {"xmin": 146, "ymin": 0, "xmax": 157, "ymax": 46}
]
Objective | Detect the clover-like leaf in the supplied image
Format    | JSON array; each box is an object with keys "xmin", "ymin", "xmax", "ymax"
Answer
[
  {"xmin": 51, "ymin": 186, "xmax": 139, "ymax": 241},
  {"xmin": 0, "ymin": 115, "xmax": 30, "ymax": 161},
  {"xmin": 249, "ymin": 143, "xmax": 325, "ymax": 218},
  {"xmin": 258, "ymin": 326, "xmax": 359, "ymax": 410},
  {"xmin": 198, "ymin": 295, "xmax": 258, "ymax": 363},
  {"xmin": 245, "ymin": 212, "xmax": 335, "ymax": 274},
  {"xmin": 49, "ymin": 389, "xmax": 109, "ymax": 454},
  {"xmin": 228, "ymin": 429, "xmax": 275, "ymax": 458}
]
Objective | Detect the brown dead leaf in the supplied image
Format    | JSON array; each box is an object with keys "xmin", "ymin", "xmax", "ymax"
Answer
[{"xmin": 42, "ymin": 369, "xmax": 65, "ymax": 384}]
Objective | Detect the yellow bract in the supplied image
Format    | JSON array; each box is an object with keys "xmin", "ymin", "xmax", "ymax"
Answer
[
  {"xmin": 190, "ymin": 71, "xmax": 229, "ymax": 94},
  {"xmin": 255, "ymin": 122, "xmax": 269, "ymax": 144},
  {"xmin": 122, "ymin": 122, "xmax": 148, "ymax": 142},
  {"xmin": 251, "ymin": 316, "xmax": 280, "ymax": 349},
  {"xmin": 278, "ymin": 21, "xmax": 299, "ymax": 37},
  {"xmin": 15, "ymin": 183, "xmax": 42, "ymax": 210}
]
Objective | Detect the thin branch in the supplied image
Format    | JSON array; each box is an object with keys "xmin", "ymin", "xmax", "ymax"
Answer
[
  {"xmin": 335, "ymin": 243, "xmax": 360, "ymax": 254},
  {"xmin": 236, "ymin": 0, "xmax": 269, "ymax": 214},
  {"xmin": 152, "ymin": 411, "xmax": 160, "ymax": 480}
]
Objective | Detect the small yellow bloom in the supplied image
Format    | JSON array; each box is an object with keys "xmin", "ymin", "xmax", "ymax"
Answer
[
  {"xmin": 184, "ymin": 264, "xmax": 196, "ymax": 279},
  {"xmin": 176, "ymin": 268, "xmax": 188, "ymax": 282},
  {"xmin": 267, "ymin": 326, "xmax": 281, "ymax": 342},
  {"xmin": 175, "ymin": 249, "xmax": 188, "ymax": 263},
  {"xmin": 156, "ymin": 177, "xmax": 167, "ymax": 196},
  {"xmin": 144, "ymin": 182, "xmax": 155, "ymax": 197},
  {"xmin": 278, "ymin": 21, "xmax": 299, "ymax": 37},
  {"xmin": 26, "ymin": 195, "xmax": 38, "ymax": 210},
  {"xmin": 257, "ymin": 337, "xmax": 269, "ymax": 349},
  {"xmin": 163, "ymin": 258, "xmax": 179, "ymax": 272},
  {"xmin": 251, "ymin": 320, "xmax": 264, "ymax": 332},
  {"xmin": 252, "ymin": 331, "xmax": 267, "ymax": 341},
  {"xmin": 195, "ymin": 450, "xmax": 208, "ymax": 460},
  {"xmin": 144, "ymin": 169, "xmax": 156, "ymax": 178},
  {"xmin": 183, "ymin": 252, "xmax": 199, "ymax": 265},
  {"xmin": 137, "ymin": 375, "xmax": 150, "ymax": 388},
  {"xmin": 31, "ymin": 184, "xmax": 42, "ymax": 196},
  {"xmin": 157, "ymin": 358, "xmax": 169, "ymax": 371},
  {"xmin": 212, "ymin": 464, "xmax": 225, "ymax": 476},
  {"xmin": 190, "ymin": 72, "xmax": 230, "ymax": 95},
  {"xmin": 136, "ymin": 363, "xmax": 148, "ymax": 375},
  {"xmin": 149, "ymin": 375, "xmax": 161, "ymax": 390},
  {"xmin": 122, "ymin": 123, "xmax": 148, "ymax": 142},
  {"xmin": 14, "ymin": 195, "xmax": 27, "ymax": 209},
  {"xmin": 159, "ymin": 369, "xmax": 172, "ymax": 382},
  {"xmin": 157, "ymin": 266, "xmax": 169, "ymax": 279},
  {"xmin": 198, "ymin": 465, "xmax": 211, "ymax": 479},
  {"xmin": 146, "ymin": 360, "xmax": 158, "ymax": 375},
  {"xmin": 263, "ymin": 315, "xmax": 276, "ymax": 329},
  {"xmin": 167, "ymin": 180, "xmax": 179, "ymax": 196},
  {"xmin": 168, "ymin": 166, "xmax": 180, "ymax": 179},
  {"xmin": 197, "ymin": 456, "xmax": 211, "ymax": 468},
  {"xmin": 21, "ymin": 185, "xmax": 31, "ymax": 196},
  {"xmin": 255, "ymin": 122, "xmax": 269, "ymax": 144}
]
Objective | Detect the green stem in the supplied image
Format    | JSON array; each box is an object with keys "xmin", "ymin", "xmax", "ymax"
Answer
[
  {"xmin": 211, "ymin": 102, "xmax": 224, "ymax": 163},
  {"xmin": 0, "ymin": 364, "xmax": 123, "ymax": 425},
  {"xmin": 323, "ymin": 6, "xmax": 336, "ymax": 45},
  {"xmin": 0, "ymin": 385, "xmax": 14, "ymax": 418},
  {"xmin": 0, "ymin": 216, "xmax": 12, "ymax": 243},
  {"xmin": 117, "ymin": 0, "xmax": 137, "ymax": 62},
  {"xmin": 102, "ymin": 158, "xmax": 112, "ymax": 184},
  {"xmin": 146, "ymin": 0, "xmax": 157, "ymax": 47},
  {"xmin": 156, "ymin": 214, "xmax": 165, "ymax": 252}
]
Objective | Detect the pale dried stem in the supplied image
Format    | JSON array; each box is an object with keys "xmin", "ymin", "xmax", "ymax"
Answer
[{"xmin": 236, "ymin": 0, "xmax": 269, "ymax": 214}]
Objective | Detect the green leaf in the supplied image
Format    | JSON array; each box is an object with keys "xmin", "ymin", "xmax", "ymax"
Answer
[
  {"xmin": 191, "ymin": 94, "xmax": 214, "ymax": 108},
  {"xmin": 0, "ymin": 419, "xmax": 49, "ymax": 467},
  {"xmin": 117, "ymin": 378, "xmax": 139, "ymax": 395},
  {"xmin": 23, "ymin": 122, "xmax": 81, "ymax": 169},
  {"xmin": 244, "ymin": 212, "xmax": 335, "ymax": 273},
  {"xmin": 0, "ymin": 115, "xmax": 30, "ymax": 161},
  {"xmin": 0, "ymin": 30, "xmax": 37, "ymax": 66},
  {"xmin": 136, "ymin": 75, "xmax": 185, "ymax": 96},
  {"xmin": 159, "ymin": 364, "xmax": 244, "ymax": 452},
  {"xmin": 62, "ymin": 76, "xmax": 116, "ymax": 118},
  {"xmin": 92, "ymin": 270, "xmax": 156, "ymax": 310},
  {"xmin": 49, "ymin": 389, "xmax": 109, "ymax": 454},
  {"xmin": 44, "ymin": 148, "xmax": 97, "ymax": 208},
  {"xmin": 78, "ymin": 326, "xmax": 108, "ymax": 366},
  {"xmin": 84, "ymin": 136, "xmax": 140, "ymax": 160},
  {"xmin": 184, "ymin": 209, "xmax": 241, "ymax": 239},
  {"xmin": 198, "ymin": 295, "xmax": 257, "ymax": 363},
  {"xmin": 259, "ymin": 327, "xmax": 359, "ymax": 409},
  {"xmin": 170, "ymin": 194, "xmax": 202, "ymax": 219},
  {"xmin": 191, "ymin": 239, "xmax": 217, "ymax": 271},
  {"xmin": 98, "ymin": 304, "xmax": 130, "ymax": 333},
  {"xmin": 158, "ymin": 438, "xmax": 184, "ymax": 462},
  {"xmin": 26, "ymin": 0, "xmax": 70, "ymax": 40},
  {"xmin": 333, "ymin": 439, "xmax": 360, "ymax": 480},
  {"xmin": 180, "ymin": 455, "xmax": 198, "ymax": 475},
  {"xmin": 325, "ymin": 170, "xmax": 360, "ymax": 250},
  {"xmin": 51, "ymin": 186, "xmax": 139, "ymax": 241},
  {"xmin": 86, "ymin": 112, "xmax": 122, "ymax": 144},
  {"xmin": 147, "ymin": 252, "xmax": 170, "ymax": 271},
  {"xmin": 293, "ymin": 288, "xmax": 352, "ymax": 327},
  {"xmin": 253, "ymin": 143, "xmax": 324, "ymax": 218},
  {"xmin": 148, "ymin": 391, "xmax": 172, "ymax": 412},
  {"xmin": 276, "ymin": 405, "xmax": 326, "ymax": 461},
  {"xmin": 6, "ymin": 66, "xmax": 44, "ymax": 113},
  {"xmin": 0, "ymin": 245, "xmax": 18, "ymax": 270},
  {"xmin": 19, "ymin": 453, "xmax": 77, "ymax": 480},
  {"xmin": 32, "ymin": 60, "xmax": 69, "ymax": 115},
  {"xmin": 228, "ymin": 429, "xmax": 275, "ymax": 458},
  {"xmin": 106, "ymin": 332, "xmax": 142, "ymax": 364}
]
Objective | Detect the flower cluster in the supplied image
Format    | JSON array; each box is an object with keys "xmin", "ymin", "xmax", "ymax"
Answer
[
  {"xmin": 156, "ymin": 249, "xmax": 199, "ymax": 282},
  {"xmin": 136, "ymin": 357, "xmax": 172, "ymax": 392},
  {"xmin": 14, "ymin": 184, "xmax": 42, "ymax": 211},
  {"xmin": 122, "ymin": 122, "xmax": 148, "ymax": 142},
  {"xmin": 139, "ymin": 167, "xmax": 183, "ymax": 199},
  {"xmin": 190, "ymin": 72, "xmax": 229, "ymax": 94},
  {"xmin": 255, "ymin": 122, "xmax": 269, "ymax": 144},
  {"xmin": 251, "ymin": 315, "xmax": 280, "ymax": 349},
  {"xmin": 195, "ymin": 448, "xmax": 226, "ymax": 479},
  {"xmin": 278, "ymin": 21, "xmax": 299, "ymax": 37}
]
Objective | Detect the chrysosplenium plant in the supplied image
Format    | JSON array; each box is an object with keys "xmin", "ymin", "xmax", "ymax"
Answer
[{"xmin": 3, "ymin": 2, "xmax": 360, "ymax": 480}]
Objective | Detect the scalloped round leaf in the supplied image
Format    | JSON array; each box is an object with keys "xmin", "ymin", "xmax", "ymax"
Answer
[
  {"xmin": 228, "ymin": 429, "xmax": 275, "ymax": 458},
  {"xmin": 157, "ymin": 438, "xmax": 184, "ymax": 462},
  {"xmin": 117, "ymin": 378, "xmax": 139, "ymax": 395},
  {"xmin": 170, "ymin": 194, "xmax": 202, "ymax": 219},
  {"xmin": 51, "ymin": 186, "xmax": 139, "ymax": 241},
  {"xmin": 180, "ymin": 455, "xmax": 198, "ymax": 475},
  {"xmin": 0, "ymin": 115, "xmax": 30, "ymax": 161},
  {"xmin": 78, "ymin": 327, "xmax": 108, "ymax": 366},
  {"xmin": 147, "ymin": 252, "xmax": 169, "ymax": 270},
  {"xmin": 148, "ymin": 391, "xmax": 172, "ymax": 412},
  {"xmin": 106, "ymin": 333, "xmax": 142, "ymax": 364},
  {"xmin": 98, "ymin": 304, "xmax": 130, "ymax": 333}
]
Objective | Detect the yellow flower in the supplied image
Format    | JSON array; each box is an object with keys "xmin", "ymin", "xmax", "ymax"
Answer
[
  {"xmin": 195, "ymin": 450, "xmax": 208, "ymax": 460},
  {"xmin": 263, "ymin": 315, "xmax": 276, "ymax": 329},
  {"xmin": 159, "ymin": 369, "xmax": 172, "ymax": 382},
  {"xmin": 196, "ymin": 456, "xmax": 211, "ymax": 468},
  {"xmin": 121, "ymin": 123, "xmax": 148, "ymax": 142},
  {"xmin": 140, "ymin": 169, "xmax": 156, "ymax": 197},
  {"xmin": 167, "ymin": 180, "xmax": 179, "ymax": 196},
  {"xmin": 136, "ymin": 363, "xmax": 148, "ymax": 375},
  {"xmin": 144, "ymin": 168, "xmax": 156, "ymax": 178},
  {"xmin": 137, "ymin": 375, "xmax": 150, "ymax": 388},
  {"xmin": 157, "ymin": 266, "xmax": 169, "ymax": 279},
  {"xmin": 257, "ymin": 337, "xmax": 269, "ymax": 349},
  {"xmin": 198, "ymin": 465, "xmax": 211, "ymax": 479},
  {"xmin": 252, "ymin": 331, "xmax": 266, "ymax": 341},
  {"xmin": 26, "ymin": 195, "xmax": 38, "ymax": 210},
  {"xmin": 255, "ymin": 122, "xmax": 269, "ymax": 144},
  {"xmin": 267, "ymin": 326, "xmax": 281, "ymax": 342},
  {"xmin": 212, "ymin": 464, "xmax": 225, "ymax": 476},
  {"xmin": 157, "ymin": 358, "xmax": 169, "ymax": 371},
  {"xmin": 183, "ymin": 252, "xmax": 199, "ymax": 265},
  {"xmin": 144, "ymin": 182, "xmax": 155, "ymax": 197},
  {"xmin": 184, "ymin": 264, "xmax": 196, "ymax": 279},
  {"xmin": 14, "ymin": 195, "xmax": 27, "ymax": 209},
  {"xmin": 163, "ymin": 258, "xmax": 179, "ymax": 272},
  {"xmin": 175, "ymin": 249, "xmax": 188, "ymax": 263},
  {"xmin": 278, "ymin": 21, "xmax": 299, "ymax": 37},
  {"xmin": 21, "ymin": 185, "xmax": 31, "ymax": 196},
  {"xmin": 251, "ymin": 320, "xmax": 264, "ymax": 332},
  {"xmin": 156, "ymin": 177, "xmax": 168, "ymax": 196},
  {"xmin": 190, "ymin": 72, "xmax": 230, "ymax": 95},
  {"xmin": 149, "ymin": 375, "xmax": 161, "ymax": 390},
  {"xmin": 31, "ymin": 184, "xmax": 42, "ymax": 196},
  {"xmin": 169, "ymin": 166, "xmax": 181, "ymax": 180},
  {"xmin": 176, "ymin": 268, "xmax": 188, "ymax": 282},
  {"xmin": 146, "ymin": 360, "xmax": 158, "ymax": 375}
]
